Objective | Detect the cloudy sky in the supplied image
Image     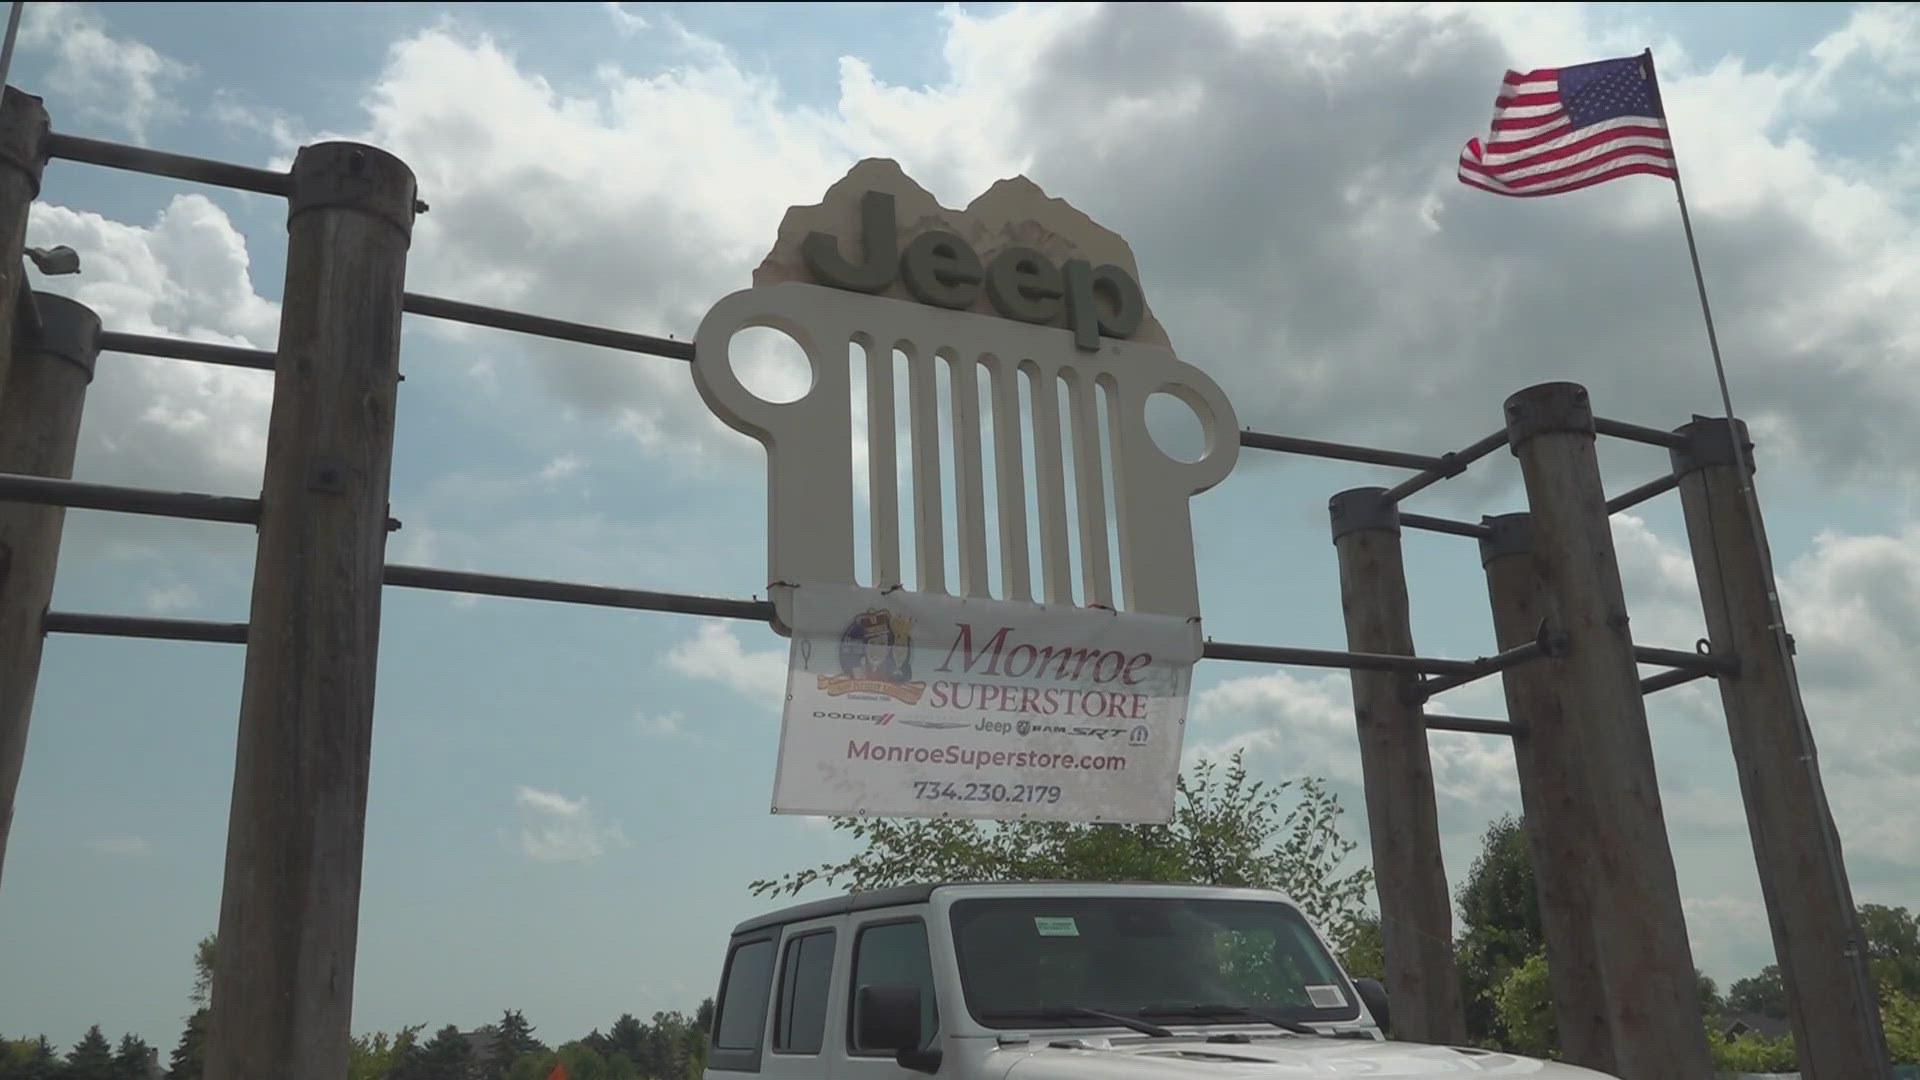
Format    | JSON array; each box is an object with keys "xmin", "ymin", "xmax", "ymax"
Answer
[{"xmin": 1, "ymin": 0, "xmax": 1916, "ymax": 1052}]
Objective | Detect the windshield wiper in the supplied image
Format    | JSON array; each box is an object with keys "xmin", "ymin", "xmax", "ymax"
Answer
[
  {"xmin": 982, "ymin": 1006, "xmax": 1174, "ymax": 1038},
  {"xmin": 1135, "ymin": 1003, "xmax": 1320, "ymax": 1036}
]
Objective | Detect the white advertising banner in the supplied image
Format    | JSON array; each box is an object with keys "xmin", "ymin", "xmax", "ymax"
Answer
[{"xmin": 771, "ymin": 583, "xmax": 1198, "ymax": 823}]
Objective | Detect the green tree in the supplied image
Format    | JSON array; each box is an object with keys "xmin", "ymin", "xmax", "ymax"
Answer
[
  {"xmin": 189, "ymin": 935, "xmax": 216, "ymax": 1011},
  {"xmin": 1726, "ymin": 964, "xmax": 1786, "ymax": 1019},
  {"xmin": 111, "ymin": 1034, "xmax": 153, "ymax": 1080},
  {"xmin": 165, "ymin": 1011, "xmax": 207, "ymax": 1080},
  {"xmin": 1862, "ymin": 904, "xmax": 1920, "ymax": 998},
  {"xmin": 391, "ymin": 1025, "xmax": 471, "ymax": 1080},
  {"xmin": 477, "ymin": 1011, "xmax": 544, "ymax": 1080},
  {"xmin": 1883, "ymin": 982, "xmax": 1920, "ymax": 1065},
  {"xmin": 753, "ymin": 751, "xmax": 1374, "ymax": 951},
  {"xmin": 349, "ymin": 1025, "xmax": 423, "ymax": 1080},
  {"xmin": 1454, "ymin": 815, "xmax": 1541, "ymax": 1045},
  {"xmin": 1494, "ymin": 951, "xmax": 1556, "ymax": 1059},
  {"xmin": 2, "ymin": 1036, "xmax": 62, "ymax": 1080},
  {"xmin": 66, "ymin": 1026, "xmax": 113, "ymax": 1079},
  {"xmin": 1338, "ymin": 912, "xmax": 1384, "ymax": 981}
]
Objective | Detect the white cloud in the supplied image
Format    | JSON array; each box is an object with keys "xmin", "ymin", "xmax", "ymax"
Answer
[
  {"xmin": 20, "ymin": 1, "xmax": 193, "ymax": 139},
  {"xmin": 603, "ymin": 2, "xmax": 649, "ymax": 36},
  {"xmin": 86, "ymin": 836, "xmax": 152, "ymax": 857},
  {"xmin": 142, "ymin": 583, "xmax": 198, "ymax": 614},
  {"xmin": 26, "ymin": 195, "xmax": 278, "ymax": 492},
  {"xmin": 636, "ymin": 710, "xmax": 686, "ymax": 739},
  {"xmin": 665, "ymin": 620, "xmax": 786, "ymax": 699},
  {"xmin": 512, "ymin": 785, "xmax": 627, "ymax": 862}
]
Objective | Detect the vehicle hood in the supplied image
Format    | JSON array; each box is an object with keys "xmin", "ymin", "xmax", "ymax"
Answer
[{"xmin": 994, "ymin": 1034, "xmax": 1617, "ymax": 1078}]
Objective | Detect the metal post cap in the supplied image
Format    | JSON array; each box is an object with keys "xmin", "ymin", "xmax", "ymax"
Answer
[
  {"xmin": 1504, "ymin": 381, "xmax": 1594, "ymax": 453},
  {"xmin": 287, "ymin": 141, "xmax": 418, "ymax": 242},
  {"xmin": 1669, "ymin": 416, "xmax": 1753, "ymax": 477},
  {"xmin": 1478, "ymin": 512, "xmax": 1532, "ymax": 567},
  {"xmin": 1328, "ymin": 487, "xmax": 1398, "ymax": 542},
  {"xmin": 22, "ymin": 292, "xmax": 103, "ymax": 382},
  {"xmin": 0, "ymin": 86, "xmax": 51, "ymax": 194}
]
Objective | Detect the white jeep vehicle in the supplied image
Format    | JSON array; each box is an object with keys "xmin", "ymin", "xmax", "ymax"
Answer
[{"xmin": 704, "ymin": 881, "xmax": 1616, "ymax": 1079}]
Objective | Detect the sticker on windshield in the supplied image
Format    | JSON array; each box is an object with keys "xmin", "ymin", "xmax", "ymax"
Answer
[
  {"xmin": 1034, "ymin": 917, "xmax": 1080, "ymax": 937},
  {"xmin": 1306, "ymin": 985, "xmax": 1345, "ymax": 1009}
]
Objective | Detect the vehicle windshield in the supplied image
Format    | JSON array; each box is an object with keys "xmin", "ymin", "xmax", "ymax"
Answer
[{"xmin": 949, "ymin": 896, "xmax": 1359, "ymax": 1029}]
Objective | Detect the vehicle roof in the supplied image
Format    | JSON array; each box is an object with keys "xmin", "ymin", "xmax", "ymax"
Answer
[{"xmin": 730, "ymin": 880, "xmax": 1292, "ymax": 936}]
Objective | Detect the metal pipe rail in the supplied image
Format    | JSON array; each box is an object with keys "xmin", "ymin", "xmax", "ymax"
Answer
[
  {"xmin": 1382, "ymin": 429, "xmax": 1508, "ymax": 503},
  {"xmin": 1633, "ymin": 643, "xmax": 1738, "ymax": 675},
  {"xmin": 1594, "ymin": 416, "xmax": 1688, "ymax": 449},
  {"xmin": 0, "ymin": 472, "xmax": 260, "ymax": 524},
  {"xmin": 382, "ymin": 564, "xmax": 771, "ymax": 621},
  {"xmin": 43, "ymin": 612, "xmax": 247, "ymax": 644},
  {"xmin": 1641, "ymin": 666, "xmax": 1714, "ymax": 696},
  {"xmin": 1235, "ymin": 430, "xmax": 1447, "ymax": 472},
  {"xmin": 100, "ymin": 330, "xmax": 275, "ymax": 372},
  {"xmin": 1400, "ymin": 512, "xmax": 1491, "ymax": 540},
  {"xmin": 1607, "ymin": 473, "xmax": 1680, "ymax": 514},
  {"xmin": 1423, "ymin": 713, "xmax": 1525, "ymax": 737},
  {"xmin": 45, "ymin": 560, "xmax": 1525, "ymax": 684},
  {"xmin": 402, "ymin": 293, "xmax": 696, "ymax": 362},
  {"xmin": 46, "ymin": 132, "xmax": 291, "ymax": 196},
  {"xmin": 1409, "ymin": 625, "xmax": 1556, "ymax": 702}
]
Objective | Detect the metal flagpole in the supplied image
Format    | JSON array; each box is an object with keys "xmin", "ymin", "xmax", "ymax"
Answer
[
  {"xmin": 0, "ymin": 2, "xmax": 23, "ymax": 94},
  {"xmin": 1642, "ymin": 46, "xmax": 1890, "ymax": 1074}
]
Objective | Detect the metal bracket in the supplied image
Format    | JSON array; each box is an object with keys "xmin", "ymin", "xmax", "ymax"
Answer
[
  {"xmin": 1504, "ymin": 381, "xmax": 1594, "ymax": 452},
  {"xmin": 19, "ymin": 292, "xmax": 102, "ymax": 382},
  {"xmin": 1328, "ymin": 487, "xmax": 1399, "ymax": 543},
  {"xmin": 1477, "ymin": 512, "xmax": 1532, "ymax": 566},
  {"xmin": 1669, "ymin": 416, "xmax": 1753, "ymax": 478},
  {"xmin": 287, "ymin": 142, "xmax": 418, "ymax": 241}
]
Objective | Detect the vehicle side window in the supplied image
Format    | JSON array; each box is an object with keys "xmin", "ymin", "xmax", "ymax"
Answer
[
  {"xmin": 715, "ymin": 937, "xmax": 777, "ymax": 1058},
  {"xmin": 849, "ymin": 919, "xmax": 938, "ymax": 1053},
  {"xmin": 773, "ymin": 929, "xmax": 836, "ymax": 1054}
]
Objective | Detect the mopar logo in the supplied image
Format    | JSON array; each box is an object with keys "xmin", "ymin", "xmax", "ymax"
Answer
[{"xmin": 1130, "ymin": 725, "xmax": 1150, "ymax": 746}]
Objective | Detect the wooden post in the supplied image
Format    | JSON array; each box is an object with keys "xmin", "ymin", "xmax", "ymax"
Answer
[
  {"xmin": 1478, "ymin": 513, "xmax": 1613, "ymax": 1073},
  {"xmin": 1503, "ymin": 382, "xmax": 1712, "ymax": 1078},
  {"xmin": 1329, "ymin": 487, "xmax": 1465, "ymax": 1044},
  {"xmin": 204, "ymin": 143, "xmax": 415, "ymax": 1080},
  {"xmin": 0, "ymin": 86, "xmax": 48, "ymax": 405},
  {"xmin": 1672, "ymin": 417, "xmax": 1892, "ymax": 1079},
  {"xmin": 0, "ymin": 293, "xmax": 101, "ymax": 889}
]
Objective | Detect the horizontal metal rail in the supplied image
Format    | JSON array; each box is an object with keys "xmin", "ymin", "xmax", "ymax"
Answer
[
  {"xmin": 0, "ymin": 472, "xmax": 260, "ymax": 524},
  {"xmin": 43, "ymin": 562, "xmax": 1561, "ymax": 687},
  {"xmin": 1204, "ymin": 640, "xmax": 1477, "ymax": 677},
  {"xmin": 1382, "ymin": 429, "xmax": 1508, "ymax": 503},
  {"xmin": 1399, "ymin": 512, "xmax": 1491, "ymax": 540},
  {"xmin": 1641, "ymin": 666, "xmax": 1713, "ymax": 696},
  {"xmin": 44, "ymin": 612, "xmax": 247, "ymax": 644},
  {"xmin": 1594, "ymin": 416, "xmax": 1687, "ymax": 450},
  {"xmin": 1410, "ymin": 628, "xmax": 1555, "ymax": 701},
  {"xmin": 403, "ymin": 293, "xmax": 696, "ymax": 363},
  {"xmin": 100, "ymin": 330, "xmax": 275, "ymax": 372},
  {"xmin": 1236, "ymin": 430, "xmax": 1447, "ymax": 472},
  {"xmin": 383, "ymin": 564, "xmax": 772, "ymax": 621},
  {"xmin": 1423, "ymin": 713, "xmax": 1525, "ymax": 737},
  {"xmin": 46, "ymin": 132, "xmax": 291, "ymax": 196},
  {"xmin": 1634, "ymin": 644, "xmax": 1737, "ymax": 675},
  {"xmin": 1606, "ymin": 473, "xmax": 1680, "ymax": 514}
]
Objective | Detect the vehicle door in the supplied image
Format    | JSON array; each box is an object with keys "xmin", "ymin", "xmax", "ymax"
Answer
[{"xmin": 832, "ymin": 908, "xmax": 943, "ymax": 1080}]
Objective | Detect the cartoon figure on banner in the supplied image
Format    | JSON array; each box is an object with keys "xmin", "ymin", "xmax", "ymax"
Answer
[{"xmin": 820, "ymin": 608, "xmax": 926, "ymax": 705}]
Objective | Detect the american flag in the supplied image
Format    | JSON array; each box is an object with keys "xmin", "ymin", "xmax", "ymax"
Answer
[{"xmin": 1458, "ymin": 53, "xmax": 1676, "ymax": 197}]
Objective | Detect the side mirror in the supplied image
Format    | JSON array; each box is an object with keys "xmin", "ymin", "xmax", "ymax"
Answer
[
  {"xmin": 856, "ymin": 983, "xmax": 941, "ymax": 1073},
  {"xmin": 1354, "ymin": 977, "xmax": 1390, "ymax": 1037}
]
